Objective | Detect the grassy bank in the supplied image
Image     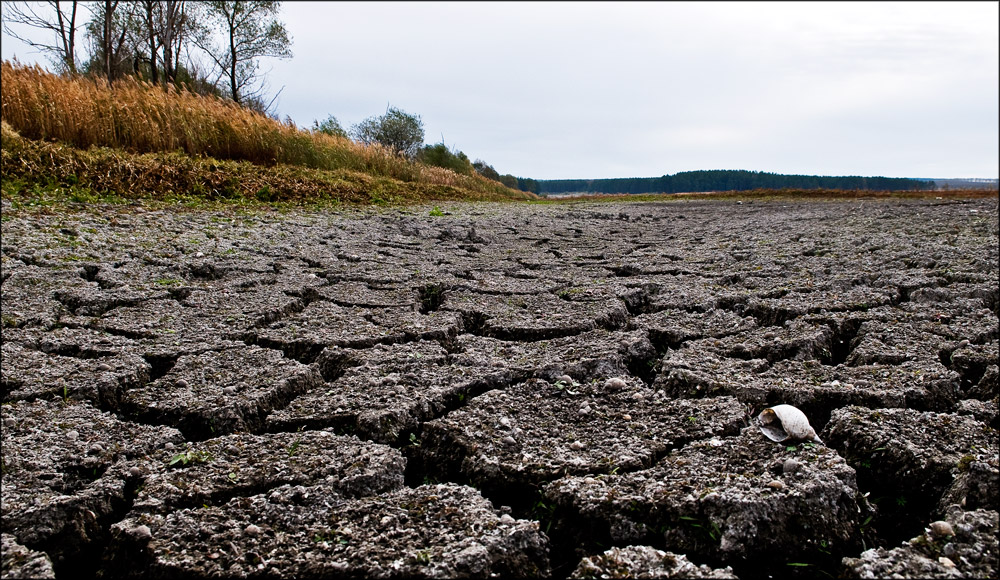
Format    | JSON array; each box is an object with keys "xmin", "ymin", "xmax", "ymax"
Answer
[{"xmin": 0, "ymin": 61, "xmax": 535, "ymax": 208}]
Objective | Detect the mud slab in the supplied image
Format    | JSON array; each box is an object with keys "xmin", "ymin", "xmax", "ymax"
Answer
[
  {"xmin": 2, "ymin": 196, "xmax": 998, "ymax": 579},
  {"xmin": 418, "ymin": 379, "xmax": 746, "ymax": 499},
  {"xmin": 108, "ymin": 483, "xmax": 550, "ymax": 579},
  {"xmin": 569, "ymin": 546, "xmax": 738, "ymax": 579},
  {"xmin": 130, "ymin": 430, "xmax": 406, "ymax": 514},
  {"xmin": 823, "ymin": 406, "xmax": 999, "ymax": 546},
  {"xmin": 122, "ymin": 345, "xmax": 323, "ymax": 440},
  {"xmin": 842, "ymin": 507, "xmax": 999, "ymax": 579},
  {"xmin": 544, "ymin": 427, "xmax": 868, "ymax": 575},
  {"xmin": 1, "ymin": 400, "xmax": 183, "ymax": 572},
  {"xmin": 265, "ymin": 341, "xmax": 488, "ymax": 444},
  {"xmin": 1, "ymin": 533, "xmax": 56, "ymax": 580}
]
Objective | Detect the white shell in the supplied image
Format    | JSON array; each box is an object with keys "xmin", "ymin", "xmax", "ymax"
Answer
[{"xmin": 757, "ymin": 404, "xmax": 823, "ymax": 444}]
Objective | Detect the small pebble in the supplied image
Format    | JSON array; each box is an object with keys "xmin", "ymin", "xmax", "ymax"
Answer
[
  {"xmin": 88, "ymin": 443, "xmax": 104, "ymax": 455},
  {"xmin": 783, "ymin": 459, "xmax": 801, "ymax": 474},
  {"xmin": 569, "ymin": 440, "xmax": 586, "ymax": 450},
  {"xmin": 244, "ymin": 524, "xmax": 261, "ymax": 537},
  {"xmin": 500, "ymin": 514, "xmax": 516, "ymax": 525},
  {"xmin": 622, "ymin": 414, "xmax": 632, "ymax": 421},
  {"xmin": 164, "ymin": 442, "xmax": 175, "ymax": 450},
  {"xmin": 928, "ymin": 521, "xmax": 954, "ymax": 537},
  {"xmin": 133, "ymin": 525, "xmax": 152, "ymax": 541},
  {"xmin": 631, "ymin": 392, "xmax": 644, "ymax": 401},
  {"xmin": 555, "ymin": 374, "xmax": 573, "ymax": 385},
  {"xmin": 223, "ymin": 386, "xmax": 237, "ymax": 395},
  {"xmin": 66, "ymin": 430, "xmax": 80, "ymax": 441},
  {"xmin": 605, "ymin": 377, "xmax": 627, "ymax": 391},
  {"xmin": 175, "ymin": 379, "xmax": 189, "ymax": 388},
  {"xmin": 579, "ymin": 405, "xmax": 592, "ymax": 416},
  {"xmin": 129, "ymin": 466, "xmax": 142, "ymax": 477},
  {"xmin": 938, "ymin": 556, "xmax": 956, "ymax": 568},
  {"xmin": 501, "ymin": 436, "xmax": 517, "ymax": 447},
  {"xmin": 499, "ymin": 417, "xmax": 511, "ymax": 428},
  {"xmin": 380, "ymin": 516, "xmax": 393, "ymax": 527},
  {"xmin": 766, "ymin": 480, "xmax": 786, "ymax": 490},
  {"xmin": 96, "ymin": 363, "xmax": 112, "ymax": 371}
]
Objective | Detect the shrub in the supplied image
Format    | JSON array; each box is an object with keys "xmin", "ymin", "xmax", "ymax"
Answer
[
  {"xmin": 418, "ymin": 143, "xmax": 473, "ymax": 175},
  {"xmin": 350, "ymin": 107, "xmax": 424, "ymax": 159}
]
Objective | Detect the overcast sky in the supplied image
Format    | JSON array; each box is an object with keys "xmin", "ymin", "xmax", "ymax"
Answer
[{"xmin": 3, "ymin": 1, "xmax": 998, "ymax": 180}]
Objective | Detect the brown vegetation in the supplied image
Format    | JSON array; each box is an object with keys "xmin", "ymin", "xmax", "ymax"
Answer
[{"xmin": 0, "ymin": 60, "xmax": 533, "ymax": 205}]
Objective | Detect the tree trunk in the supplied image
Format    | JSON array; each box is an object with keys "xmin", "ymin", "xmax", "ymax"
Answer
[
  {"xmin": 104, "ymin": 0, "xmax": 113, "ymax": 82},
  {"xmin": 228, "ymin": 11, "xmax": 239, "ymax": 103},
  {"xmin": 145, "ymin": 1, "xmax": 158, "ymax": 84}
]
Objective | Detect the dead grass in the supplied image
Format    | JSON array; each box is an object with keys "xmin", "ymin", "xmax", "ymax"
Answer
[
  {"xmin": 0, "ymin": 60, "xmax": 533, "ymax": 204},
  {"xmin": 0, "ymin": 120, "xmax": 534, "ymax": 208}
]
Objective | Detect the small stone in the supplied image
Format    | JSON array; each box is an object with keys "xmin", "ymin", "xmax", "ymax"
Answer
[
  {"xmin": 501, "ymin": 436, "xmax": 517, "ymax": 447},
  {"xmin": 500, "ymin": 514, "xmax": 516, "ymax": 525},
  {"xmin": 96, "ymin": 363, "xmax": 112, "ymax": 371},
  {"xmin": 579, "ymin": 405, "xmax": 592, "ymax": 416},
  {"xmin": 783, "ymin": 458, "xmax": 801, "ymax": 475},
  {"xmin": 223, "ymin": 386, "xmax": 237, "ymax": 395},
  {"xmin": 605, "ymin": 377, "xmax": 627, "ymax": 391},
  {"xmin": 66, "ymin": 430, "xmax": 79, "ymax": 441},
  {"xmin": 87, "ymin": 443, "xmax": 104, "ymax": 455},
  {"xmin": 766, "ymin": 480, "xmax": 786, "ymax": 490},
  {"xmin": 164, "ymin": 442, "xmax": 175, "ymax": 450},
  {"xmin": 175, "ymin": 379, "xmax": 188, "ymax": 388},
  {"xmin": 244, "ymin": 524, "xmax": 261, "ymax": 537},
  {"xmin": 569, "ymin": 440, "xmax": 586, "ymax": 450},
  {"xmin": 631, "ymin": 392, "xmax": 644, "ymax": 401},
  {"xmin": 133, "ymin": 524, "xmax": 152, "ymax": 541},
  {"xmin": 208, "ymin": 552, "xmax": 220, "ymax": 560},
  {"xmin": 938, "ymin": 556, "xmax": 956, "ymax": 568},
  {"xmin": 622, "ymin": 414, "xmax": 632, "ymax": 421},
  {"xmin": 499, "ymin": 416, "xmax": 511, "ymax": 428},
  {"xmin": 928, "ymin": 521, "xmax": 954, "ymax": 537},
  {"xmin": 129, "ymin": 466, "xmax": 142, "ymax": 477},
  {"xmin": 556, "ymin": 374, "xmax": 574, "ymax": 385}
]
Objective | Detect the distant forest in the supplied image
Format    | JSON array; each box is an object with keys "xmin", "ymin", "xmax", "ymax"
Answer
[{"xmin": 536, "ymin": 170, "xmax": 936, "ymax": 195}]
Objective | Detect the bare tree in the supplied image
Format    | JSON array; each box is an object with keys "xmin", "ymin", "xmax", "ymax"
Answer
[
  {"xmin": 194, "ymin": 1, "xmax": 291, "ymax": 105},
  {"xmin": 1, "ymin": 1, "xmax": 82, "ymax": 73},
  {"xmin": 158, "ymin": 0, "xmax": 186, "ymax": 83},
  {"xmin": 134, "ymin": 0, "xmax": 189, "ymax": 85},
  {"xmin": 85, "ymin": 0, "xmax": 140, "ymax": 81},
  {"xmin": 138, "ymin": 0, "xmax": 159, "ymax": 82}
]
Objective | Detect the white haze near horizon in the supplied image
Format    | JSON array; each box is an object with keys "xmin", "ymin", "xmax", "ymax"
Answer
[{"xmin": 2, "ymin": 1, "xmax": 998, "ymax": 181}]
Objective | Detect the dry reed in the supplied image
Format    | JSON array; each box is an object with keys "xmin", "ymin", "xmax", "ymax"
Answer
[{"xmin": 0, "ymin": 60, "xmax": 531, "ymax": 201}]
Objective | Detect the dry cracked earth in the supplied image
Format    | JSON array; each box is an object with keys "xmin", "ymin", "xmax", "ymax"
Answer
[{"xmin": 1, "ymin": 197, "xmax": 998, "ymax": 579}]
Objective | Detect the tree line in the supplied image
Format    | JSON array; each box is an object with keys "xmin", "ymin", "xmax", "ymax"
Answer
[
  {"xmin": 536, "ymin": 170, "xmax": 936, "ymax": 195},
  {"xmin": 1, "ymin": 0, "xmax": 292, "ymax": 114}
]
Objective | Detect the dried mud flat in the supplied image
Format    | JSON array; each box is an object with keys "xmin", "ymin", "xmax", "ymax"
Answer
[{"xmin": 2, "ymin": 196, "xmax": 998, "ymax": 579}]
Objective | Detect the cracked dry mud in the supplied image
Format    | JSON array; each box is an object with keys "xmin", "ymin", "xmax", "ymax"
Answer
[{"xmin": 2, "ymin": 197, "xmax": 998, "ymax": 579}]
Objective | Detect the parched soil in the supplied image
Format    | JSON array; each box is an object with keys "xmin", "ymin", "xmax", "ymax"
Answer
[{"xmin": 2, "ymin": 196, "xmax": 998, "ymax": 579}]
